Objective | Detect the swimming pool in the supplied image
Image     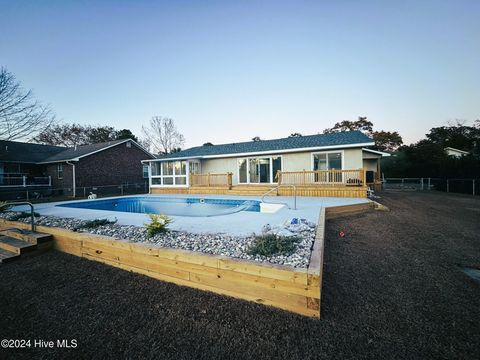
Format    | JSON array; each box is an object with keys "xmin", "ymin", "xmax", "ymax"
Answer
[{"xmin": 57, "ymin": 196, "xmax": 261, "ymax": 217}]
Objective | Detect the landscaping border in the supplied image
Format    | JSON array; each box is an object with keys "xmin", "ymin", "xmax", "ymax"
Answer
[{"xmin": 0, "ymin": 201, "xmax": 373, "ymax": 318}]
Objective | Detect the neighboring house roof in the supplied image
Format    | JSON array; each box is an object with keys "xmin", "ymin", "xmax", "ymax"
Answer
[
  {"xmin": 0, "ymin": 139, "xmax": 155, "ymax": 164},
  {"xmin": 38, "ymin": 139, "xmax": 155, "ymax": 163},
  {"xmin": 0, "ymin": 140, "xmax": 65, "ymax": 163},
  {"xmin": 147, "ymin": 131, "xmax": 374, "ymax": 162},
  {"xmin": 444, "ymin": 147, "xmax": 469, "ymax": 156}
]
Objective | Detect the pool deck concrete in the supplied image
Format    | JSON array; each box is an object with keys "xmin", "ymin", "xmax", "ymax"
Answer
[{"xmin": 12, "ymin": 194, "xmax": 369, "ymax": 236}]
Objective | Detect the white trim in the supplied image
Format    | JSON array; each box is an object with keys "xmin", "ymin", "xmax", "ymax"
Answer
[
  {"xmin": 362, "ymin": 148, "xmax": 391, "ymax": 157},
  {"xmin": 150, "ymin": 159, "xmax": 188, "ymax": 187},
  {"xmin": 38, "ymin": 139, "xmax": 156, "ymax": 164},
  {"xmin": 143, "ymin": 142, "xmax": 375, "ymax": 163}
]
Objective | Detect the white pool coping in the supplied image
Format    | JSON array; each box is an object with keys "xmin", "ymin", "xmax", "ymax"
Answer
[{"xmin": 12, "ymin": 194, "xmax": 370, "ymax": 236}]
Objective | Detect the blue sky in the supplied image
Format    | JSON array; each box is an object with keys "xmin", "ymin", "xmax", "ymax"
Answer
[{"xmin": 1, "ymin": 0, "xmax": 479, "ymax": 147}]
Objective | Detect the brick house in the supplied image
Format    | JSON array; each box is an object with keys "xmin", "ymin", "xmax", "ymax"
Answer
[{"xmin": 0, "ymin": 139, "xmax": 155, "ymax": 199}]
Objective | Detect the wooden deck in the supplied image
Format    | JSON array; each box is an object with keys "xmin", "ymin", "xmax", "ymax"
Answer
[
  {"xmin": 151, "ymin": 169, "xmax": 368, "ymax": 198},
  {"xmin": 151, "ymin": 184, "xmax": 367, "ymax": 198}
]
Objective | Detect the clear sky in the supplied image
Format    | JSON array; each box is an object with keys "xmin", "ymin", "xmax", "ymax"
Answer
[{"xmin": 1, "ymin": 0, "xmax": 479, "ymax": 147}]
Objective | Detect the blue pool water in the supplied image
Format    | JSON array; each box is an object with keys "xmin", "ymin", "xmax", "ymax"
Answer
[{"xmin": 57, "ymin": 196, "xmax": 261, "ymax": 217}]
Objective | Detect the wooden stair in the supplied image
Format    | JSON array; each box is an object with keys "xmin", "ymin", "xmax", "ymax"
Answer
[{"xmin": 0, "ymin": 228, "xmax": 53, "ymax": 264}]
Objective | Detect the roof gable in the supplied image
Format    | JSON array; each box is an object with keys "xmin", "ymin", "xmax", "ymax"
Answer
[{"xmin": 0, "ymin": 139, "xmax": 155, "ymax": 164}]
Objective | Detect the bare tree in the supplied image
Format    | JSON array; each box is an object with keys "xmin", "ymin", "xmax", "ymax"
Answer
[
  {"xmin": 141, "ymin": 116, "xmax": 185, "ymax": 154},
  {"xmin": 0, "ymin": 67, "xmax": 56, "ymax": 141}
]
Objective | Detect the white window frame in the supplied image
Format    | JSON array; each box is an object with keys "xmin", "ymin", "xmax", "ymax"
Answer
[
  {"xmin": 142, "ymin": 164, "xmax": 149, "ymax": 178},
  {"xmin": 310, "ymin": 150, "xmax": 345, "ymax": 171},
  {"xmin": 189, "ymin": 160, "xmax": 201, "ymax": 174},
  {"xmin": 237, "ymin": 155, "xmax": 283, "ymax": 184},
  {"xmin": 150, "ymin": 160, "xmax": 189, "ymax": 187},
  {"xmin": 57, "ymin": 163, "xmax": 63, "ymax": 179}
]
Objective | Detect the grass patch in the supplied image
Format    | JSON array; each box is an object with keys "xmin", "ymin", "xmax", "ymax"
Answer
[
  {"xmin": 7, "ymin": 211, "xmax": 41, "ymax": 221},
  {"xmin": 73, "ymin": 218, "xmax": 117, "ymax": 231},
  {"xmin": 145, "ymin": 214, "xmax": 173, "ymax": 237},
  {"xmin": 247, "ymin": 234, "xmax": 300, "ymax": 256}
]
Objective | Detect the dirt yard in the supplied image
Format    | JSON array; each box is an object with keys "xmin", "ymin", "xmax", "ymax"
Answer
[{"xmin": 1, "ymin": 191, "xmax": 479, "ymax": 359}]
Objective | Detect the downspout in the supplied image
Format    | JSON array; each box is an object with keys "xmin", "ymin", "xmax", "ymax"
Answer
[{"xmin": 66, "ymin": 161, "xmax": 77, "ymax": 198}]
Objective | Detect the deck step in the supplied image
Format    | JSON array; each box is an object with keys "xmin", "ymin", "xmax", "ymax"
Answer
[
  {"xmin": 0, "ymin": 236, "xmax": 37, "ymax": 254},
  {"xmin": 0, "ymin": 248, "xmax": 21, "ymax": 263},
  {"xmin": 0, "ymin": 229, "xmax": 52, "ymax": 245}
]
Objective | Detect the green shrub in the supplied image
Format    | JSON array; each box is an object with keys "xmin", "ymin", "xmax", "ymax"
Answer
[
  {"xmin": 247, "ymin": 234, "xmax": 300, "ymax": 256},
  {"xmin": 7, "ymin": 211, "xmax": 41, "ymax": 221},
  {"xmin": 73, "ymin": 218, "xmax": 117, "ymax": 231},
  {"xmin": 0, "ymin": 201, "xmax": 10, "ymax": 213},
  {"xmin": 145, "ymin": 214, "xmax": 173, "ymax": 237}
]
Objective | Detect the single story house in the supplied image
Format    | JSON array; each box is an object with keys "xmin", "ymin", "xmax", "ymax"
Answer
[
  {"xmin": 142, "ymin": 131, "xmax": 389, "ymax": 198},
  {"xmin": 0, "ymin": 139, "xmax": 155, "ymax": 199}
]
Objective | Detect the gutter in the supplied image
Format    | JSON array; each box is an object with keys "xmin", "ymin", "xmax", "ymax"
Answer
[{"xmin": 66, "ymin": 160, "xmax": 78, "ymax": 197}]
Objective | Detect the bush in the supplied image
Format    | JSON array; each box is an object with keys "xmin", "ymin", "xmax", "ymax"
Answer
[
  {"xmin": 7, "ymin": 211, "xmax": 41, "ymax": 221},
  {"xmin": 145, "ymin": 214, "xmax": 173, "ymax": 237},
  {"xmin": 0, "ymin": 201, "xmax": 10, "ymax": 213},
  {"xmin": 73, "ymin": 218, "xmax": 117, "ymax": 231},
  {"xmin": 247, "ymin": 234, "xmax": 300, "ymax": 256}
]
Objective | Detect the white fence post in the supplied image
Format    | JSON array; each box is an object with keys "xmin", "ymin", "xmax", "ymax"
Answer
[
  {"xmin": 446, "ymin": 179, "xmax": 449, "ymax": 193},
  {"xmin": 23, "ymin": 176, "xmax": 26, "ymax": 187},
  {"xmin": 421, "ymin": 177, "xmax": 424, "ymax": 190}
]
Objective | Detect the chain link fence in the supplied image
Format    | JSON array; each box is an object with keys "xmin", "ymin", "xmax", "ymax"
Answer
[
  {"xmin": 383, "ymin": 178, "xmax": 478, "ymax": 196},
  {"xmin": 0, "ymin": 182, "xmax": 149, "ymax": 202}
]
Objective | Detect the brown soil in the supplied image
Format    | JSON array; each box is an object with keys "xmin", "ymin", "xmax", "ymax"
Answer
[{"xmin": 1, "ymin": 191, "xmax": 479, "ymax": 359}]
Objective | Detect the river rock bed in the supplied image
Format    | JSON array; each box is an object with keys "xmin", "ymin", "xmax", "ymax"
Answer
[{"xmin": 0, "ymin": 212, "xmax": 317, "ymax": 268}]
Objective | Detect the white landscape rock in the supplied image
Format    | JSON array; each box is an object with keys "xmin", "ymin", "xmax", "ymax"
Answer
[{"xmin": 0, "ymin": 212, "xmax": 317, "ymax": 268}]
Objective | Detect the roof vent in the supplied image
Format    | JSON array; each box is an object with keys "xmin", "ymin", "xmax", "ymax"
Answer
[{"xmin": 126, "ymin": 142, "xmax": 132, "ymax": 148}]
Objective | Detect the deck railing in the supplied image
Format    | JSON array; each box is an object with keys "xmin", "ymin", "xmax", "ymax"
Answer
[
  {"xmin": 190, "ymin": 173, "xmax": 233, "ymax": 188},
  {"xmin": 0, "ymin": 176, "xmax": 52, "ymax": 188},
  {"xmin": 277, "ymin": 169, "xmax": 365, "ymax": 186}
]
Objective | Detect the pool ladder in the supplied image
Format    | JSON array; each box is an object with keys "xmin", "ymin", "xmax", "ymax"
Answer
[{"xmin": 261, "ymin": 185, "xmax": 297, "ymax": 210}]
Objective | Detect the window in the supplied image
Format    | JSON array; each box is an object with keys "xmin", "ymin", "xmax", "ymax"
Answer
[
  {"xmin": 142, "ymin": 164, "xmax": 149, "ymax": 178},
  {"xmin": 150, "ymin": 160, "xmax": 188, "ymax": 186},
  {"xmin": 57, "ymin": 164, "xmax": 63, "ymax": 179},
  {"xmin": 189, "ymin": 160, "xmax": 201, "ymax": 174},
  {"xmin": 313, "ymin": 152, "xmax": 343, "ymax": 170},
  {"xmin": 238, "ymin": 159, "xmax": 247, "ymax": 183},
  {"xmin": 238, "ymin": 156, "xmax": 282, "ymax": 184}
]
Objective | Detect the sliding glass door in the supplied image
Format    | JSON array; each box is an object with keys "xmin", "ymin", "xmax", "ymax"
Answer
[{"xmin": 238, "ymin": 156, "xmax": 282, "ymax": 184}]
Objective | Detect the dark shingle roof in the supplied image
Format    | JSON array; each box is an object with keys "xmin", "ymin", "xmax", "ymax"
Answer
[
  {"xmin": 1, "ymin": 139, "xmax": 154, "ymax": 164},
  {"xmin": 158, "ymin": 131, "xmax": 373, "ymax": 160},
  {"xmin": 0, "ymin": 140, "xmax": 65, "ymax": 163},
  {"xmin": 40, "ymin": 139, "xmax": 129, "ymax": 162}
]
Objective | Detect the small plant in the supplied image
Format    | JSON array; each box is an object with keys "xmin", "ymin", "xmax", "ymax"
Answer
[
  {"xmin": 0, "ymin": 201, "xmax": 11, "ymax": 213},
  {"xmin": 73, "ymin": 218, "xmax": 117, "ymax": 231},
  {"xmin": 145, "ymin": 214, "xmax": 173, "ymax": 237},
  {"xmin": 247, "ymin": 234, "xmax": 300, "ymax": 256},
  {"xmin": 7, "ymin": 211, "xmax": 41, "ymax": 221}
]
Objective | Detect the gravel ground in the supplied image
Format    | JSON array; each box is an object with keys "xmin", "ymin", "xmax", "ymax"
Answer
[
  {"xmin": 0, "ymin": 213, "xmax": 316, "ymax": 268},
  {"xmin": 1, "ymin": 191, "xmax": 479, "ymax": 359}
]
